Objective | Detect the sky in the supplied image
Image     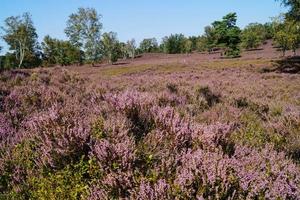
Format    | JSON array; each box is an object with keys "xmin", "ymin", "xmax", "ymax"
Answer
[{"xmin": 0, "ymin": 0, "xmax": 286, "ymax": 54}]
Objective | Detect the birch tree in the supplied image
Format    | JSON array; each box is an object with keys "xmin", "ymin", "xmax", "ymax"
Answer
[
  {"xmin": 2, "ymin": 13, "xmax": 38, "ymax": 68},
  {"xmin": 102, "ymin": 32, "xmax": 120, "ymax": 64},
  {"xmin": 126, "ymin": 39, "xmax": 136, "ymax": 59},
  {"xmin": 65, "ymin": 8, "xmax": 102, "ymax": 64}
]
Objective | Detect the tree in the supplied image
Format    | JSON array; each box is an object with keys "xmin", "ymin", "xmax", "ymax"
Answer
[
  {"xmin": 287, "ymin": 21, "xmax": 300, "ymax": 55},
  {"xmin": 263, "ymin": 22, "xmax": 276, "ymax": 39},
  {"xmin": 161, "ymin": 34, "xmax": 186, "ymax": 54},
  {"xmin": 278, "ymin": 0, "xmax": 300, "ymax": 21},
  {"xmin": 65, "ymin": 8, "xmax": 102, "ymax": 64},
  {"xmin": 139, "ymin": 38, "xmax": 158, "ymax": 53},
  {"xmin": 188, "ymin": 36, "xmax": 199, "ymax": 51},
  {"xmin": 212, "ymin": 13, "xmax": 241, "ymax": 57},
  {"xmin": 126, "ymin": 39, "xmax": 136, "ymax": 59},
  {"xmin": 1, "ymin": 12, "xmax": 40, "ymax": 68},
  {"xmin": 241, "ymin": 23, "xmax": 266, "ymax": 50},
  {"xmin": 102, "ymin": 32, "xmax": 121, "ymax": 64},
  {"xmin": 203, "ymin": 26, "xmax": 218, "ymax": 53},
  {"xmin": 42, "ymin": 35, "xmax": 83, "ymax": 66},
  {"xmin": 196, "ymin": 36, "xmax": 208, "ymax": 52},
  {"xmin": 183, "ymin": 39, "xmax": 193, "ymax": 54},
  {"xmin": 275, "ymin": 30, "xmax": 290, "ymax": 56},
  {"xmin": 118, "ymin": 42, "xmax": 128, "ymax": 60},
  {"xmin": 274, "ymin": 19, "xmax": 300, "ymax": 56}
]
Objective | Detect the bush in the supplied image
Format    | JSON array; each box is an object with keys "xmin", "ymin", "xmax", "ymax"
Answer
[{"xmin": 196, "ymin": 86, "xmax": 221, "ymax": 107}]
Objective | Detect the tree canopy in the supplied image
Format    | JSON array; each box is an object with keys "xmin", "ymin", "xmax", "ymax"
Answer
[
  {"xmin": 1, "ymin": 12, "xmax": 40, "ymax": 68},
  {"xmin": 241, "ymin": 23, "xmax": 267, "ymax": 50},
  {"xmin": 65, "ymin": 8, "xmax": 102, "ymax": 64},
  {"xmin": 212, "ymin": 13, "xmax": 241, "ymax": 57},
  {"xmin": 102, "ymin": 32, "xmax": 121, "ymax": 64},
  {"xmin": 42, "ymin": 35, "xmax": 83, "ymax": 66},
  {"xmin": 139, "ymin": 38, "xmax": 158, "ymax": 53},
  {"xmin": 278, "ymin": 0, "xmax": 300, "ymax": 21}
]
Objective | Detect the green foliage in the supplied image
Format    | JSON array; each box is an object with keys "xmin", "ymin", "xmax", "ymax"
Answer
[
  {"xmin": 0, "ymin": 139, "xmax": 38, "ymax": 199},
  {"xmin": 232, "ymin": 112, "xmax": 269, "ymax": 147},
  {"xmin": 65, "ymin": 8, "xmax": 102, "ymax": 64},
  {"xmin": 188, "ymin": 36, "xmax": 199, "ymax": 51},
  {"xmin": 126, "ymin": 39, "xmax": 136, "ymax": 59},
  {"xmin": 241, "ymin": 23, "xmax": 267, "ymax": 50},
  {"xmin": 203, "ymin": 26, "xmax": 218, "ymax": 52},
  {"xmin": 91, "ymin": 117, "xmax": 106, "ymax": 139},
  {"xmin": 198, "ymin": 13, "xmax": 241, "ymax": 56},
  {"xmin": 275, "ymin": 31, "xmax": 290, "ymax": 56},
  {"xmin": 213, "ymin": 13, "xmax": 241, "ymax": 44},
  {"xmin": 30, "ymin": 157, "xmax": 100, "ymax": 200},
  {"xmin": 139, "ymin": 38, "xmax": 158, "ymax": 53},
  {"xmin": 263, "ymin": 22, "xmax": 276, "ymax": 39},
  {"xmin": 161, "ymin": 34, "xmax": 187, "ymax": 54},
  {"xmin": 274, "ymin": 19, "xmax": 300, "ymax": 56},
  {"xmin": 0, "ymin": 55, "xmax": 4, "ymax": 71},
  {"xmin": 278, "ymin": 0, "xmax": 300, "ymax": 21},
  {"xmin": 42, "ymin": 35, "xmax": 83, "ymax": 66},
  {"xmin": 183, "ymin": 39, "xmax": 193, "ymax": 54},
  {"xmin": 1, "ymin": 12, "xmax": 40, "ymax": 68},
  {"xmin": 196, "ymin": 36, "xmax": 209, "ymax": 52},
  {"xmin": 102, "ymin": 32, "xmax": 121, "ymax": 64},
  {"xmin": 1, "ymin": 53, "xmax": 17, "ymax": 70}
]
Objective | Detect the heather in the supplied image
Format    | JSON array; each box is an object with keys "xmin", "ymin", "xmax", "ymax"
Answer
[{"xmin": 0, "ymin": 60, "xmax": 300, "ymax": 199}]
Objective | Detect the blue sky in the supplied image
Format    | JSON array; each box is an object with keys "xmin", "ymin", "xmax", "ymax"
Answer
[{"xmin": 0, "ymin": 0, "xmax": 286, "ymax": 53}]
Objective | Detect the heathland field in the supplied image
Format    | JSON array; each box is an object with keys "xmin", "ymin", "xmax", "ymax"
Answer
[{"xmin": 1, "ymin": 42, "xmax": 300, "ymax": 199}]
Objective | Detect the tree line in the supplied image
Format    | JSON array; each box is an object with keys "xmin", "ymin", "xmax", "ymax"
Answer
[{"xmin": 0, "ymin": 0, "xmax": 299, "ymax": 69}]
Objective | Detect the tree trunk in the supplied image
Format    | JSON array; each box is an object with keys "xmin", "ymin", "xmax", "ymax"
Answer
[{"xmin": 18, "ymin": 41, "xmax": 25, "ymax": 68}]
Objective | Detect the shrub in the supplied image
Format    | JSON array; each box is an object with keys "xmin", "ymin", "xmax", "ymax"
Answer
[{"xmin": 196, "ymin": 86, "xmax": 221, "ymax": 107}]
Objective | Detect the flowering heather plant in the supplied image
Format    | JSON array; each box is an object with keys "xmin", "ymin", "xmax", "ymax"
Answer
[
  {"xmin": 26, "ymin": 102, "xmax": 92, "ymax": 168},
  {"xmin": 0, "ymin": 67, "xmax": 300, "ymax": 199},
  {"xmin": 232, "ymin": 145, "xmax": 300, "ymax": 199},
  {"xmin": 134, "ymin": 179, "xmax": 171, "ymax": 200}
]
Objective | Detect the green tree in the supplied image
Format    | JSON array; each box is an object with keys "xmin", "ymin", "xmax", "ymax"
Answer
[
  {"xmin": 203, "ymin": 25, "xmax": 218, "ymax": 53},
  {"xmin": 274, "ymin": 20, "xmax": 300, "ymax": 56},
  {"xmin": 126, "ymin": 39, "xmax": 136, "ymax": 59},
  {"xmin": 188, "ymin": 36, "xmax": 199, "ymax": 51},
  {"xmin": 275, "ymin": 29, "xmax": 290, "ymax": 56},
  {"xmin": 42, "ymin": 35, "xmax": 83, "ymax": 66},
  {"xmin": 161, "ymin": 34, "xmax": 186, "ymax": 54},
  {"xmin": 183, "ymin": 39, "xmax": 193, "ymax": 54},
  {"xmin": 278, "ymin": 0, "xmax": 300, "ymax": 21},
  {"xmin": 102, "ymin": 32, "xmax": 121, "ymax": 64},
  {"xmin": 1, "ymin": 12, "xmax": 40, "ymax": 68},
  {"xmin": 212, "ymin": 13, "xmax": 241, "ymax": 57},
  {"xmin": 119, "ymin": 42, "xmax": 128, "ymax": 60},
  {"xmin": 196, "ymin": 36, "xmax": 208, "ymax": 52},
  {"xmin": 241, "ymin": 23, "xmax": 266, "ymax": 50},
  {"xmin": 139, "ymin": 38, "xmax": 158, "ymax": 53},
  {"xmin": 65, "ymin": 8, "xmax": 102, "ymax": 64},
  {"xmin": 263, "ymin": 22, "xmax": 276, "ymax": 39},
  {"xmin": 286, "ymin": 20, "xmax": 300, "ymax": 55}
]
